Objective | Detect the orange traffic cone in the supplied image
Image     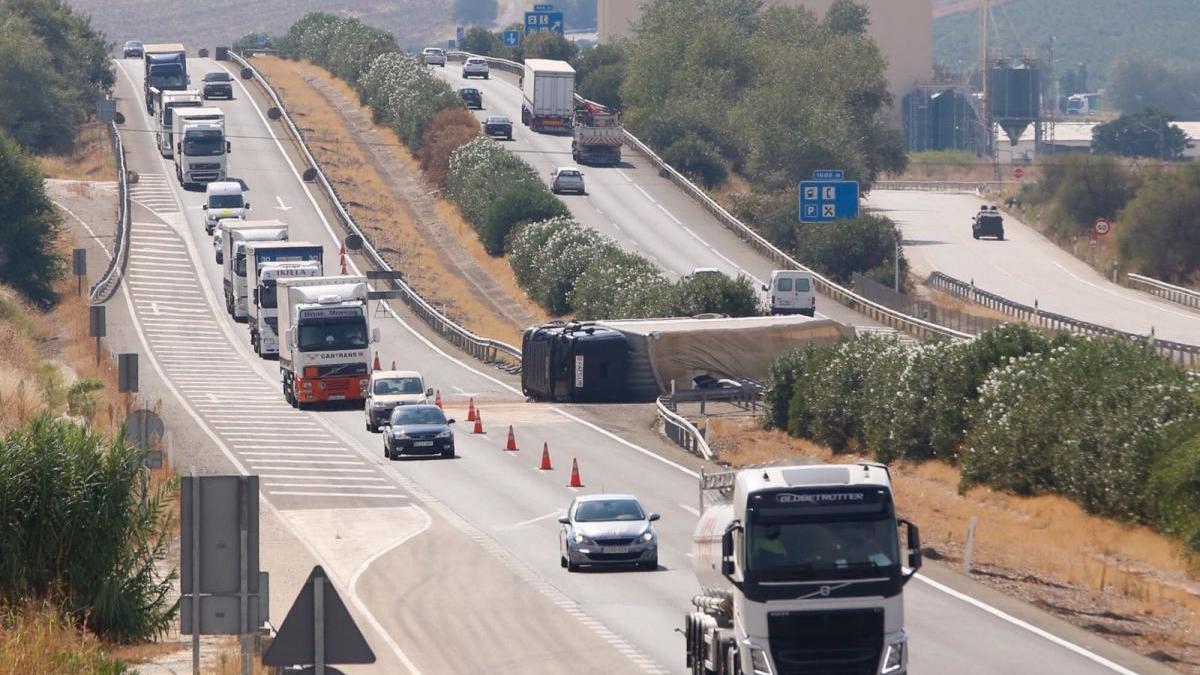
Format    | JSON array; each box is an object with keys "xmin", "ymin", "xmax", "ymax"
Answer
[
  {"xmin": 434, "ymin": 389, "xmax": 443, "ymax": 409},
  {"xmin": 372, "ymin": 352, "xmax": 381, "ymax": 371},
  {"xmin": 538, "ymin": 442, "xmax": 553, "ymax": 470},
  {"xmin": 466, "ymin": 397, "xmax": 477, "ymax": 421},
  {"xmin": 505, "ymin": 425, "xmax": 518, "ymax": 451},
  {"xmin": 567, "ymin": 458, "xmax": 584, "ymax": 487},
  {"xmin": 472, "ymin": 410, "xmax": 485, "ymax": 434},
  {"xmin": 340, "ymin": 258, "xmax": 347, "ymax": 275}
]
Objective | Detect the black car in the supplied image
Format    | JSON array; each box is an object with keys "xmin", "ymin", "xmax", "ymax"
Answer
[
  {"xmin": 484, "ymin": 115, "xmax": 513, "ymax": 140},
  {"xmin": 382, "ymin": 405, "xmax": 456, "ymax": 459},
  {"xmin": 972, "ymin": 205, "xmax": 1005, "ymax": 240},
  {"xmin": 459, "ymin": 87, "xmax": 482, "ymax": 110},
  {"xmin": 202, "ymin": 72, "xmax": 234, "ymax": 100},
  {"xmin": 123, "ymin": 40, "xmax": 144, "ymax": 58}
]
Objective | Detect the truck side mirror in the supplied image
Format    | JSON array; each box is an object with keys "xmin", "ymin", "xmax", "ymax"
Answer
[
  {"xmin": 761, "ymin": 284, "xmax": 769, "ymax": 292},
  {"xmin": 226, "ymin": 141, "xmax": 232, "ymax": 153},
  {"xmin": 557, "ymin": 516, "xmax": 570, "ymax": 525},
  {"xmin": 252, "ymin": 288, "xmax": 259, "ymax": 305},
  {"xmin": 425, "ymin": 387, "xmax": 434, "ymax": 397},
  {"xmin": 899, "ymin": 518, "xmax": 922, "ymax": 583},
  {"xmin": 371, "ymin": 328, "xmax": 381, "ymax": 344},
  {"xmin": 201, "ymin": 204, "xmax": 208, "ymax": 210},
  {"xmin": 244, "ymin": 202, "xmax": 250, "ymax": 210}
]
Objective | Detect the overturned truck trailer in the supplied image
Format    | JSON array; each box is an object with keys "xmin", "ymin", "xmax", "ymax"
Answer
[{"xmin": 521, "ymin": 315, "xmax": 849, "ymax": 403}]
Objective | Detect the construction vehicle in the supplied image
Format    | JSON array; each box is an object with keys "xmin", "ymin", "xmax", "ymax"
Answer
[
  {"xmin": 221, "ymin": 220, "xmax": 288, "ymax": 320},
  {"xmin": 686, "ymin": 463, "xmax": 922, "ymax": 675},
  {"xmin": 245, "ymin": 241, "xmax": 323, "ymax": 358},
  {"xmin": 277, "ymin": 276, "xmax": 378, "ymax": 408},
  {"xmin": 572, "ymin": 100, "xmax": 623, "ymax": 165}
]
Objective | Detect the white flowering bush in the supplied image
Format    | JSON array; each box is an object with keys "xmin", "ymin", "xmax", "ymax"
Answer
[
  {"xmin": 280, "ymin": 14, "xmax": 397, "ymax": 86},
  {"xmin": 570, "ymin": 250, "xmax": 672, "ymax": 319}
]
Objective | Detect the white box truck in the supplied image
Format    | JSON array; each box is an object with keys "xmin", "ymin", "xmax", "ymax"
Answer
[
  {"xmin": 277, "ymin": 276, "xmax": 378, "ymax": 408},
  {"xmin": 173, "ymin": 107, "xmax": 228, "ymax": 188},
  {"xmin": 155, "ymin": 89, "xmax": 202, "ymax": 158},
  {"xmin": 521, "ymin": 59, "xmax": 576, "ymax": 132},
  {"xmin": 686, "ymin": 463, "xmax": 922, "ymax": 675},
  {"xmin": 221, "ymin": 220, "xmax": 288, "ymax": 320},
  {"xmin": 245, "ymin": 241, "xmax": 324, "ymax": 358}
]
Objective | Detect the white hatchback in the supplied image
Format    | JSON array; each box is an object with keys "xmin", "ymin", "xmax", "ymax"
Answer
[
  {"xmin": 462, "ymin": 57, "xmax": 490, "ymax": 79},
  {"xmin": 422, "ymin": 47, "xmax": 446, "ymax": 67}
]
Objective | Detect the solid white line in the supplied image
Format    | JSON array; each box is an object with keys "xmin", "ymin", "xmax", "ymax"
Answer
[
  {"xmin": 913, "ymin": 574, "xmax": 1139, "ymax": 675},
  {"xmin": 258, "ymin": 474, "xmax": 386, "ymax": 482},
  {"xmin": 1050, "ymin": 260, "xmax": 1200, "ymax": 324},
  {"xmin": 678, "ymin": 503, "xmax": 700, "ymax": 516},
  {"xmin": 247, "ymin": 458, "xmax": 363, "ymax": 466},
  {"xmin": 503, "ymin": 509, "xmax": 563, "ymax": 529},
  {"xmin": 242, "ymin": 452, "xmax": 349, "ymax": 458},
  {"xmin": 269, "ymin": 491, "xmax": 407, "ymax": 499},
  {"xmin": 239, "ymin": 466, "xmax": 374, "ymax": 473},
  {"xmin": 265, "ymin": 483, "xmax": 399, "ymax": 490},
  {"xmin": 549, "ymin": 407, "xmax": 699, "ymax": 478}
]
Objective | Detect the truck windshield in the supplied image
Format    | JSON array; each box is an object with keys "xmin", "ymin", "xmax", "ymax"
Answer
[
  {"xmin": 149, "ymin": 65, "xmax": 185, "ymax": 89},
  {"xmin": 297, "ymin": 318, "xmax": 368, "ymax": 352},
  {"xmin": 184, "ymin": 130, "xmax": 224, "ymax": 156},
  {"xmin": 748, "ymin": 519, "xmax": 898, "ymax": 577},
  {"xmin": 258, "ymin": 281, "xmax": 277, "ymax": 309}
]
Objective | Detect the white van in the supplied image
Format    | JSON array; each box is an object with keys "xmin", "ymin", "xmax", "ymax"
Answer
[
  {"xmin": 203, "ymin": 181, "xmax": 248, "ymax": 234},
  {"xmin": 763, "ymin": 270, "xmax": 816, "ymax": 316}
]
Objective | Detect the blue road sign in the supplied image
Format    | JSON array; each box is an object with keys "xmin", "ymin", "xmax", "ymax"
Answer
[
  {"xmin": 456, "ymin": 26, "xmax": 465, "ymax": 42},
  {"xmin": 799, "ymin": 180, "xmax": 860, "ymax": 223},
  {"xmin": 534, "ymin": 3, "xmax": 554, "ymax": 10},
  {"xmin": 524, "ymin": 10, "xmax": 565, "ymax": 34},
  {"xmin": 812, "ymin": 169, "xmax": 844, "ymax": 180},
  {"xmin": 503, "ymin": 30, "xmax": 521, "ymax": 47},
  {"xmin": 447, "ymin": 39, "xmax": 456, "ymax": 49}
]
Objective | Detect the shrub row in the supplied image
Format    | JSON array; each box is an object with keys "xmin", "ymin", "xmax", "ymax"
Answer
[{"xmin": 765, "ymin": 326, "xmax": 1200, "ymax": 550}]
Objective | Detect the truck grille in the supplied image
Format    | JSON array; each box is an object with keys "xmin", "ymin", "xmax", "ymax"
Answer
[
  {"xmin": 190, "ymin": 163, "xmax": 221, "ymax": 170},
  {"xmin": 314, "ymin": 363, "xmax": 368, "ymax": 378},
  {"xmin": 767, "ymin": 609, "xmax": 883, "ymax": 675}
]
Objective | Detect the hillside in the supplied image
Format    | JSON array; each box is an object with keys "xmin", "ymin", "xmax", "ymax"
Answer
[
  {"xmin": 934, "ymin": 0, "xmax": 1200, "ymax": 85},
  {"xmin": 64, "ymin": 0, "xmax": 451, "ymax": 53}
]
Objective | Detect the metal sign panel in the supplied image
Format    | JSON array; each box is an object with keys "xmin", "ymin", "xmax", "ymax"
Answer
[
  {"xmin": 534, "ymin": 3, "xmax": 554, "ymax": 10},
  {"xmin": 180, "ymin": 476, "xmax": 260, "ymax": 595},
  {"xmin": 503, "ymin": 30, "xmax": 521, "ymax": 47},
  {"xmin": 262, "ymin": 566, "xmax": 376, "ymax": 666},
  {"xmin": 524, "ymin": 11, "xmax": 565, "ymax": 34},
  {"xmin": 118, "ymin": 353, "xmax": 138, "ymax": 393},
  {"xmin": 123, "ymin": 409, "xmax": 165, "ymax": 450},
  {"xmin": 96, "ymin": 99, "xmax": 116, "ymax": 123},
  {"xmin": 89, "ymin": 305, "xmax": 106, "ymax": 337},
  {"xmin": 456, "ymin": 26, "xmax": 465, "ymax": 43},
  {"xmin": 798, "ymin": 180, "xmax": 860, "ymax": 223},
  {"xmin": 812, "ymin": 169, "xmax": 844, "ymax": 180},
  {"xmin": 181, "ymin": 595, "xmax": 260, "ymax": 635},
  {"xmin": 72, "ymin": 248, "xmax": 87, "ymax": 276}
]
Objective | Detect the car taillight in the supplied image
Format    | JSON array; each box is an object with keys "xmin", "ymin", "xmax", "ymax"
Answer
[
  {"xmin": 304, "ymin": 366, "xmax": 318, "ymax": 378},
  {"xmin": 811, "ymin": 297, "xmax": 816, "ymax": 307}
]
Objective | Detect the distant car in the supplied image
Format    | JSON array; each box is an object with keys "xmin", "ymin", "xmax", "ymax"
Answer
[
  {"xmin": 201, "ymin": 71, "xmax": 234, "ymax": 100},
  {"xmin": 484, "ymin": 115, "xmax": 513, "ymax": 141},
  {"xmin": 123, "ymin": 40, "xmax": 144, "ymax": 58},
  {"xmin": 459, "ymin": 87, "xmax": 482, "ymax": 110},
  {"xmin": 382, "ymin": 404, "xmax": 455, "ymax": 459},
  {"xmin": 550, "ymin": 167, "xmax": 585, "ymax": 195},
  {"xmin": 365, "ymin": 370, "xmax": 433, "ymax": 432},
  {"xmin": 462, "ymin": 57, "xmax": 490, "ymax": 79},
  {"xmin": 763, "ymin": 269, "xmax": 816, "ymax": 316},
  {"xmin": 422, "ymin": 47, "xmax": 446, "ymax": 67},
  {"xmin": 559, "ymin": 494, "xmax": 659, "ymax": 571},
  {"xmin": 972, "ymin": 205, "xmax": 1005, "ymax": 240}
]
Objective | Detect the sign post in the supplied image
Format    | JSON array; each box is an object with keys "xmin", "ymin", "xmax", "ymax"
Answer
[
  {"xmin": 799, "ymin": 170, "xmax": 859, "ymax": 224},
  {"xmin": 89, "ymin": 305, "xmax": 105, "ymax": 366},
  {"xmin": 72, "ymin": 248, "xmax": 87, "ymax": 296}
]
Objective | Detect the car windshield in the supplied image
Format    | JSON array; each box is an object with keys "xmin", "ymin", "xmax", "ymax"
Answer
[
  {"xmin": 209, "ymin": 194, "xmax": 242, "ymax": 208},
  {"xmin": 183, "ymin": 130, "xmax": 224, "ymax": 156},
  {"xmin": 374, "ymin": 377, "xmax": 424, "ymax": 395},
  {"xmin": 574, "ymin": 499, "xmax": 645, "ymax": 522},
  {"xmin": 297, "ymin": 318, "xmax": 368, "ymax": 351},
  {"xmin": 391, "ymin": 407, "xmax": 446, "ymax": 425},
  {"xmin": 747, "ymin": 519, "xmax": 899, "ymax": 574},
  {"xmin": 204, "ymin": 72, "xmax": 231, "ymax": 82}
]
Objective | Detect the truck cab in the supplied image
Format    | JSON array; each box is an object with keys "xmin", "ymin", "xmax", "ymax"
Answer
[
  {"xmin": 155, "ymin": 89, "xmax": 202, "ymax": 158},
  {"xmin": 688, "ymin": 463, "xmax": 921, "ymax": 675},
  {"xmin": 221, "ymin": 220, "xmax": 289, "ymax": 320},
  {"xmin": 173, "ymin": 107, "xmax": 228, "ymax": 189},
  {"xmin": 143, "ymin": 43, "xmax": 188, "ymax": 114},
  {"xmin": 246, "ymin": 245, "xmax": 323, "ymax": 358},
  {"xmin": 763, "ymin": 269, "xmax": 816, "ymax": 316}
]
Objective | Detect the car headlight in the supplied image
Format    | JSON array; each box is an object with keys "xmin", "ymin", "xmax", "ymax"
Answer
[
  {"xmin": 749, "ymin": 646, "xmax": 773, "ymax": 675},
  {"xmin": 372, "ymin": 401, "xmax": 392, "ymax": 409},
  {"xmin": 436, "ymin": 428, "xmax": 452, "ymax": 438},
  {"xmin": 882, "ymin": 639, "xmax": 905, "ymax": 673},
  {"xmin": 641, "ymin": 530, "xmax": 654, "ymax": 542},
  {"xmin": 391, "ymin": 429, "xmax": 408, "ymax": 439},
  {"xmin": 573, "ymin": 532, "xmax": 593, "ymax": 545}
]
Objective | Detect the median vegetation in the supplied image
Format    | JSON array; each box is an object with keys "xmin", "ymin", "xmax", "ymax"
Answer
[{"xmin": 765, "ymin": 325, "xmax": 1200, "ymax": 551}]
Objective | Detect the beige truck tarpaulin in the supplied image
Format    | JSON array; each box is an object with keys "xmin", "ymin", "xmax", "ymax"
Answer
[{"xmin": 599, "ymin": 315, "xmax": 851, "ymax": 394}]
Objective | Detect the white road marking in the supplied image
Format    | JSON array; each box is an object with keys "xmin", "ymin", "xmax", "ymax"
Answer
[
  {"xmin": 1050, "ymin": 261, "xmax": 1200, "ymax": 325},
  {"xmin": 503, "ymin": 509, "xmax": 564, "ymax": 530},
  {"xmin": 270, "ymin": 491, "xmax": 407, "ymax": 499},
  {"xmin": 259, "ymin": 474, "xmax": 388, "ymax": 482},
  {"xmin": 266, "ymin": 483, "xmax": 398, "ymax": 490},
  {"xmin": 678, "ymin": 503, "xmax": 700, "ymax": 516}
]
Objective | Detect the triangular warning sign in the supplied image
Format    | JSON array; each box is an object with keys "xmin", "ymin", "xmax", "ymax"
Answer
[{"xmin": 262, "ymin": 566, "xmax": 376, "ymax": 666}]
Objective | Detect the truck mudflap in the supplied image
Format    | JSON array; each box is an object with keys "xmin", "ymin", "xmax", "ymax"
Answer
[{"xmin": 294, "ymin": 373, "xmax": 369, "ymax": 403}]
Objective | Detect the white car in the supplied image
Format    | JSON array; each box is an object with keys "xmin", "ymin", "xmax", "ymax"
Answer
[
  {"xmin": 763, "ymin": 269, "xmax": 816, "ymax": 316},
  {"xmin": 422, "ymin": 47, "xmax": 446, "ymax": 67},
  {"xmin": 203, "ymin": 181, "xmax": 248, "ymax": 234},
  {"xmin": 365, "ymin": 370, "xmax": 433, "ymax": 432},
  {"xmin": 559, "ymin": 494, "xmax": 660, "ymax": 572},
  {"xmin": 550, "ymin": 167, "xmax": 586, "ymax": 195},
  {"xmin": 462, "ymin": 57, "xmax": 490, "ymax": 79}
]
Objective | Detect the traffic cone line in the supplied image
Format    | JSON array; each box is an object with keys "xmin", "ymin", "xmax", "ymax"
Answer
[
  {"xmin": 538, "ymin": 442, "xmax": 553, "ymax": 470},
  {"xmin": 372, "ymin": 352, "xmax": 381, "ymax": 371},
  {"xmin": 505, "ymin": 425, "xmax": 518, "ymax": 451},
  {"xmin": 567, "ymin": 458, "xmax": 584, "ymax": 487},
  {"xmin": 472, "ymin": 410, "xmax": 485, "ymax": 434},
  {"xmin": 466, "ymin": 397, "xmax": 477, "ymax": 421},
  {"xmin": 434, "ymin": 390, "xmax": 443, "ymax": 409}
]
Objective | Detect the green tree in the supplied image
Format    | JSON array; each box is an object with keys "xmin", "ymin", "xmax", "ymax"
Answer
[
  {"xmin": 823, "ymin": 0, "xmax": 870, "ymax": 36},
  {"xmin": 1039, "ymin": 154, "xmax": 1137, "ymax": 239},
  {"xmin": 663, "ymin": 134, "xmax": 727, "ymax": 188},
  {"xmin": 1092, "ymin": 109, "xmax": 1190, "ymax": 160},
  {"xmin": 794, "ymin": 213, "xmax": 904, "ymax": 285},
  {"xmin": 1117, "ymin": 163, "xmax": 1200, "ymax": 282},
  {"xmin": 573, "ymin": 42, "xmax": 626, "ymax": 107},
  {"xmin": 522, "ymin": 31, "xmax": 578, "ymax": 61},
  {"xmin": 459, "ymin": 26, "xmax": 499, "ymax": 55},
  {"xmin": 1107, "ymin": 51, "xmax": 1200, "ymax": 120},
  {"xmin": 0, "ymin": 130, "xmax": 64, "ymax": 302},
  {"xmin": 453, "ymin": 0, "xmax": 497, "ymax": 24}
]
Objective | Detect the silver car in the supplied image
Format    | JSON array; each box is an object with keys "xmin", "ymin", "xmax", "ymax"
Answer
[
  {"xmin": 422, "ymin": 47, "xmax": 446, "ymax": 67},
  {"xmin": 551, "ymin": 166, "xmax": 586, "ymax": 195},
  {"xmin": 559, "ymin": 494, "xmax": 659, "ymax": 571}
]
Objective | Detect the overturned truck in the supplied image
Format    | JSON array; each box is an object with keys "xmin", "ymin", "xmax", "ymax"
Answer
[{"xmin": 521, "ymin": 315, "xmax": 848, "ymax": 403}]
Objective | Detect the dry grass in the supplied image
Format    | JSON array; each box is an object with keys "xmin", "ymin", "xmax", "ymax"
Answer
[
  {"xmin": 203, "ymin": 644, "xmax": 273, "ymax": 675},
  {"xmin": 0, "ymin": 598, "xmax": 125, "ymax": 674},
  {"xmin": 38, "ymin": 124, "xmax": 117, "ymax": 182},
  {"xmin": 252, "ymin": 56, "xmax": 547, "ymax": 346},
  {"xmin": 707, "ymin": 417, "xmax": 1200, "ymax": 664}
]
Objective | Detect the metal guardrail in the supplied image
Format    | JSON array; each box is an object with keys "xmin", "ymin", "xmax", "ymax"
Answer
[
  {"xmin": 1127, "ymin": 273, "xmax": 1200, "ymax": 311},
  {"xmin": 927, "ymin": 271, "xmax": 1200, "ymax": 367},
  {"xmin": 446, "ymin": 50, "xmax": 973, "ymax": 344},
  {"xmin": 89, "ymin": 121, "xmax": 131, "ymax": 303},
  {"xmin": 874, "ymin": 180, "xmax": 1004, "ymax": 192},
  {"xmin": 656, "ymin": 395, "xmax": 713, "ymax": 461},
  {"xmin": 230, "ymin": 51, "xmax": 522, "ymax": 370}
]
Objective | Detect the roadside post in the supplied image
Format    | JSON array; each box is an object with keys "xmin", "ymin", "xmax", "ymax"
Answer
[
  {"xmin": 73, "ymin": 248, "xmax": 87, "ymax": 296},
  {"xmin": 89, "ymin": 304, "xmax": 105, "ymax": 366}
]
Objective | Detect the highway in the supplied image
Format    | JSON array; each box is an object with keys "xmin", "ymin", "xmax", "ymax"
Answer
[
  {"xmin": 434, "ymin": 61, "xmax": 882, "ymax": 330},
  {"xmin": 104, "ymin": 54, "xmax": 1167, "ymax": 674},
  {"xmin": 869, "ymin": 190, "xmax": 1200, "ymax": 344}
]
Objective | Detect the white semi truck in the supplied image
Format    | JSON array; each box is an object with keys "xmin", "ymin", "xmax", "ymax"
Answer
[
  {"xmin": 245, "ymin": 241, "xmax": 324, "ymax": 358},
  {"xmin": 686, "ymin": 463, "xmax": 922, "ymax": 675},
  {"xmin": 521, "ymin": 59, "xmax": 576, "ymax": 132},
  {"xmin": 277, "ymin": 276, "xmax": 378, "ymax": 407},
  {"xmin": 154, "ymin": 89, "xmax": 202, "ymax": 158},
  {"xmin": 221, "ymin": 220, "xmax": 289, "ymax": 320},
  {"xmin": 172, "ymin": 107, "xmax": 229, "ymax": 188}
]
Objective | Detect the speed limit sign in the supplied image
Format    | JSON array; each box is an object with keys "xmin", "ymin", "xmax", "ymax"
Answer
[{"xmin": 1094, "ymin": 218, "xmax": 1112, "ymax": 236}]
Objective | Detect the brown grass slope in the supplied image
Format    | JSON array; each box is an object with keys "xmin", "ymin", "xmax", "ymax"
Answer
[{"xmin": 64, "ymin": 0, "xmax": 451, "ymax": 53}]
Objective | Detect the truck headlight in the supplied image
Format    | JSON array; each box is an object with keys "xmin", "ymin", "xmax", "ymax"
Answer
[
  {"xmin": 749, "ymin": 646, "xmax": 773, "ymax": 675},
  {"xmin": 882, "ymin": 639, "xmax": 905, "ymax": 673}
]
